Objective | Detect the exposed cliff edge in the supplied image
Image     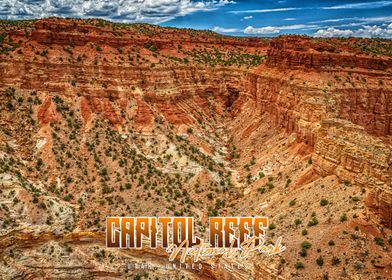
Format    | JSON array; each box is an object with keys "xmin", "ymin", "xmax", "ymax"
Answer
[{"xmin": 267, "ymin": 35, "xmax": 392, "ymax": 71}]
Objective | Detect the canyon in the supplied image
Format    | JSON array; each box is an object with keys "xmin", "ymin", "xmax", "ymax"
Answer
[{"xmin": 0, "ymin": 18, "xmax": 391, "ymax": 279}]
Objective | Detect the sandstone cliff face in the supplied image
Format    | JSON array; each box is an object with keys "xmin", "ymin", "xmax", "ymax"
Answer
[
  {"xmin": 338, "ymin": 87, "xmax": 392, "ymax": 136},
  {"xmin": 27, "ymin": 18, "xmax": 268, "ymax": 51},
  {"xmin": 253, "ymin": 75, "xmax": 331, "ymax": 146},
  {"xmin": 0, "ymin": 58, "xmax": 253, "ymax": 129},
  {"xmin": 313, "ymin": 119, "xmax": 392, "ymax": 227},
  {"xmin": 267, "ymin": 36, "xmax": 392, "ymax": 71},
  {"xmin": 263, "ymin": 36, "xmax": 392, "ymax": 230}
]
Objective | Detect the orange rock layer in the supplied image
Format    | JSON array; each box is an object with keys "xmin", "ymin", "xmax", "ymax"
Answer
[{"xmin": 1, "ymin": 18, "xmax": 391, "ymax": 228}]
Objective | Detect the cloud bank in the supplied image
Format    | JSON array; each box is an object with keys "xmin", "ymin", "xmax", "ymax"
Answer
[
  {"xmin": 1, "ymin": 1, "xmax": 392, "ymax": 39},
  {"xmin": 0, "ymin": 0, "xmax": 235, "ymax": 24},
  {"xmin": 244, "ymin": 24, "xmax": 317, "ymax": 35},
  {"xmin": 212, "ymin": 26, "xmax": 240, "ymax": 33},
  {"xmin": 322, "ymin": 1, "xmax": 392, "ymax": 10},
  {"xmin": 314, "ymin": 23, "xmax": 392, "ymax": 38},
  {"xmin": 229, "ymin": 7, "xmax": 301, "ymax": 14}
]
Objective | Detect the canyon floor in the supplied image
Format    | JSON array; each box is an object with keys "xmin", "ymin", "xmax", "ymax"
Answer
[{"xmin": 0, "ymin": 18, "xmax": 392, "ymax": 279}]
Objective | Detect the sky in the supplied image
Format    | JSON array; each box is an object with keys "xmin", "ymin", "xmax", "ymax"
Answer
[{"xmin": 1, "ymin": 0, "xmax": 392, "ymax": 38}]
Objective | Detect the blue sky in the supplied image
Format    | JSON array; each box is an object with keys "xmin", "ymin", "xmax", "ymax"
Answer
[{"xmin": 1, "ymin": 0, "xmax": 392, "ymax": 38}]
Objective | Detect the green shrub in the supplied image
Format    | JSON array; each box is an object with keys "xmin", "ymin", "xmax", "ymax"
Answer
[
  {"xmin": 340, "ymin": 213, "xmax": 348, "ymax": 222},
  {"xmin": 374, "ymin": 237, "xmax": 384, "ymax": 246},
  {"xmin": 299, "ymin": 248, "xmax": 307, "ymax": 257},
  {"xmin": 320, "ymin": 198, "xmax": 329, "ymax": 206},
  {"xmin": 351, "ymin": 196, "xmax": 360, "ymax": 202},
  {"xmin": 308, "ymin": 217, "xmax": 319, "ymax": 227},
  {"xmin": 294, "ymin": 262, "xmax": 304, "ymax": 269},
  {"xmin": 268, "ymin": 223, "xmax": 276, "ymax": 230},
  {"xmin": 301, "ymin": 241, "xmax": 312, "ymax": 250},
  {"xmin": 257, "ymin": 187, "xmax": 266, "ymax": 194},
  {"xmin": 332, "ymin": 256, "xmax": 341, "ymax": 266},
  {"xmin": 316, "ymin": 256, "xmax": 324, "ymax": 266}
]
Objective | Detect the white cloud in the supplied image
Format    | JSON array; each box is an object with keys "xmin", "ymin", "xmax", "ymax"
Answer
[
  {"xmin": 230, "ymin": 7, "xmax": 301, "ymax": 14},
  {"xmin": 356, "ymin": 16, "xmax": 392, "ymax": 24},
  {"xmin": 243, "ymin": 15, "xmax": 253, "ymax": 20},
  {"xmin": 314, "ymin": 27, "xmax": 354, "ymax": 37},
  {"xmin": 244, "ymin": 26, "xmax": 280, "ymax": 34},
  {"xmin": 279, "ymin": 24, "xmax": 318, "ymax": 30},
  {"xmin": 212, "ymin": 26, "xmax": 240, "ymax": 33},
  {"xmin": 313, "ymin": 16, "xmax": 392, "ymax": 25},
  {"xmin": 314, "ymin": 24, "xmax": 392, "ymax": 38},
  {"xmin": 0, "ymin": 0, "xmax": 235, "ymax": 24},
  {"xmin": 244, "ymin": 24, "xmax": 318, "ymax": 35},
  {"xmin": 284, "ymin": 18, "xmax": 296, "ymax": 21},
  {"xmin": 322, "ymin": 1, "xmax": 392, "ymax": 10},
  {"xmin": 356, "ymin": 24, "xmax": 392, "ymax": 37},
  {"xmin": 314, "ymin": 18, "xmax": 348, "ymax": 23}
]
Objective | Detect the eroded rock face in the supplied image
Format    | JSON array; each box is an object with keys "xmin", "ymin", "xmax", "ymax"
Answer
[
  {"xmin": 338, "ymin": 87, "xmax": 392, "ymax": 136},
  {"xmin": 313, "ymin": 119, "xmax": 391, "ymax": 184},
  {"xmin": 28, "ymin": 18, "xmax": 268, "ymax": 50},
  {"xmin": 313, "ymin": 119, "xmax": 392, "ymax": 226},
  {"xmin": 366, "ymin": 188, "xmax": 392, "ymax": 228},
  {"xmin": 267, "ymin": 36, "xmax": 392, "ymax": 71}
]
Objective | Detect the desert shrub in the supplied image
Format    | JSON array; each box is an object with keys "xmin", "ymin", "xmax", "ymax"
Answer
[
  {"xmin": 320, "ymin": 198, "xmax": 329, "ymax": 206},
  {"xmin": 374, "ymin": 237, "xmax": 384, "ymax": 246},
  {"xmin": 268, "ymin": 223, "xmax": 276, "ymax": 230},
  {"xmin": 308, "ymin": 217, "xmax": 319, "ymax": 227},
  {"xmin": 299, "ymin": 248, "xmax": 307, "ymax": 257},
  {"xmin": 332, "ymin": 256, "xmax": 341, "ymax": 266},
  {"xmin": 351, "ymin": 196, "xmax": 360, "ymax": 202},
  {"xmin": 301, "ymin": 241, "xmax": 312, "ymax": 250},
  {"xmin": 294, "ymin": 262, "xmax": 304, "ymax": 269},
  {"xmin": 316, "ymin": 256, "xmax": 324, "ymax": 266},
  {"xmin": 340, "ymin": 213, "xmax": 348, "ymax": 222}
]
